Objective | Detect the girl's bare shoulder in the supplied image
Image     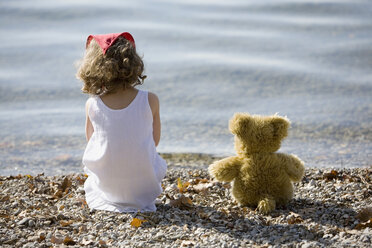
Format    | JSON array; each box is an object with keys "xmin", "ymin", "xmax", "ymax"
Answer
[
  {"xmin": 85, "ymin": 97, "xmax": 92, "ymax": 111},
  {"xmin": 148, "ymin": 92, "xmax": 159, "ymax": 105},
  {"xmin": 147, "ymin": 92, "xmax": 159, "ymax": 114}
]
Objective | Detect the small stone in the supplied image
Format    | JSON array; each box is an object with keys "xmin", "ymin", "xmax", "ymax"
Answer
[
  {"xmin": 17, "ymin": 218, "xmax": 30, "ymax": 226},
  {"xmin": 308, "ymin": 179, "xmax": 316, "ymax": 187},
  {"xmin": 360, "ymin": 235, "xmax": 370, "ymax": 243},
  {"xmin": 95, "ymin": 223, "xmax": 103, "ymax": 230},
  {"xmin": 46, "ymin": 232, "xmax": 52, "ymax": 239},
  {"xmin": 57, "ymin": 214, "xmax": 65, "ymax": 220},
  {"xmin": 154, "ymin": 231, "xmax": 165, "ymax": 240},
  {"xmin": 28, "ymin": 219, "xmax": 35, "ymax": 227},
  {"xmin": 27, "ymin": 236, "xmax": 37, "ymax": 242},
  {"xmin": 77, "ymin": 187, "xmax": 85, "ymax": 194}
]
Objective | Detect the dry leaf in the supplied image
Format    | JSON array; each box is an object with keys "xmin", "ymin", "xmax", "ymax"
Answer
[
  {"xmin": 75, "ymin": 175, "xmax": 86, "ymax": 185},
  {"xmin": 27, "ymin": 183, "xmax": 35, "ymax": 190},
  {"xmin": 177, "ymin": 178, "xmax": 190, "ymax": 193},
  {"xmin": 59, "ymin": 205, "xmax": 65, "ymax": 211},
  {"xmin": 8, "ymin": 174, "xmax": 23, "ymax": 180},
  {"xmin": 37, "ymin": 234, "xmax": 45, "ymax": 242},
  {"xmin": 356, "ymin": 207, "xmax": 372, "ymax": 222},
  {"xmin": 287, "ymin": 213, "xmax": 303, "ymax": 224},
  {"xmin": 53, "ymin": 190, "xmax": 63, "ymax": 199},
  {"xmin": 0, "ymin": 195, "xmax": 10, "ymax": 202},
  {"xmin": 60, "ymin": 220, "xmax": 73, "ymax": 227},
  {"xmin": 169, "ymin": 195, "xmax": 193, "ymax": 209},
  {"xmin": 323, "ymin": 170, "xmax": 339, "ymax": 180},
  {"xmin": 193, "ymin": 178, "xmax": 208, "ymax": 184},
  {"xmin": 99, "ymin": 240, "xmax": 108, "ymax": 247},
  {"xmin": 0, "ymin": 214, "xmax": 10, "ymax": 219},
  {"xmin": 355, "ymin": 218, "xmax": 372, "ymax": 230},
  {"xmin": 60, "ymin": 177, "xmax": 72, "ymax": 193},
  {"xmin": 63, "ymin": 236, "xmax": 76, "ymax": 245},
  {"xmin": 130, "ymin": 218, "xmax": 147, "ymax": 228},
  {"xmin": 25, "ymin": 175, "xmax": 33, "ymax": 179}
]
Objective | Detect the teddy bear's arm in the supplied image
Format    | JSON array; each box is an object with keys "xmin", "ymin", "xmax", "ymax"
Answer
[
  {"xmin": 277, "ymin": 153, "xmax": 305, "ymax": 182},
  {"xmin": 208, "ymin": 156, "xmax": 242, "ymax": 182}
]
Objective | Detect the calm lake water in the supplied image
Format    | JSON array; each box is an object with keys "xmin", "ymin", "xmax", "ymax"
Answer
[{"xmin": 0, "ymin": 0, "xmax": 371, "ymax": 175}]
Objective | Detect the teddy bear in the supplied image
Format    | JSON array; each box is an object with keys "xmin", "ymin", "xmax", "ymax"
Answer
[{"xmin": 209, "ymin": 113, "xmax": 305, "ymax": 214}]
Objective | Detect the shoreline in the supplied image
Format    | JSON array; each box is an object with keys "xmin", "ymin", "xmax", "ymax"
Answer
[
  {"xmin": 2, "ymin": 152, "xmax": 371, "ymax": 177},
  {"xmin": 0, "ymin": 164, "xmax": 371, "ymax": 247}
]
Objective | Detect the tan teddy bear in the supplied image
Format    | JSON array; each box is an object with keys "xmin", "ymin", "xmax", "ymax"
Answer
[{"xmin": 209, "ymin": 113, "xmax": 305, "ymax": 214}]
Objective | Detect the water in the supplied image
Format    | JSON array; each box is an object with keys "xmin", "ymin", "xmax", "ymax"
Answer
[{"xmin": 0, "ymin": 0, "xmax": 371, "ymax": 175}]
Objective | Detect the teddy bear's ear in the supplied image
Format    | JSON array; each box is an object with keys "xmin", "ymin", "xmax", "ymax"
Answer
[
  {"xmin": 229, "ymin": 113, "xmax": 252, "ymax": 136},
  {"xmin": 271, "ymin": 115, "xmax": 290, "ymax": 139}
]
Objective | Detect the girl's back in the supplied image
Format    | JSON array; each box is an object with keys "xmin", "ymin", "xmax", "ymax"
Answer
[
  {"xmin": 83, "ymin": 89, "xmax": 166, "ymax": 212},
  {"xmin": 76, "ymin": 32, "xmax": 167, "ymax": 212}
]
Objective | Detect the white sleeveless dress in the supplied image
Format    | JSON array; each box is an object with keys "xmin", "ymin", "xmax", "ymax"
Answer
[{"xmin": 82, "ymin": 90, "xmax": 167, "ymax": 212}]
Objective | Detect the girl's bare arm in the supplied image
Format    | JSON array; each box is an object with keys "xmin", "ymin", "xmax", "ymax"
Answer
[
  {"xmin": 148, "ymin": 92, "xmax": 161, "ymax": 147},
  {"xmin": 85, "ymin": 100, "xmax": 94, "ymax": 141}
]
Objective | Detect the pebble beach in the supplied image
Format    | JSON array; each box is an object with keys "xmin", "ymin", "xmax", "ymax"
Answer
[
  {"xmin": 1, "ymin": 1, "xmax": 371, "ymax": 247},
  {"xmin": 1, "ymin": 154, "xmax": 371, "ymax": 248}
]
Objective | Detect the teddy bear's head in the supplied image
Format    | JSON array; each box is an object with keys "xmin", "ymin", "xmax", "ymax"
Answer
[{"xmin": 229, "ymin": 113, "xmax": 290, "ymax": 155}]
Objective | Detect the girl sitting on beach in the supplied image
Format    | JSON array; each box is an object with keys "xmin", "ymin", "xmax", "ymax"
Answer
[{"xmin": 76, "ymin": 32, "xmax": 167, "ymax": 212}]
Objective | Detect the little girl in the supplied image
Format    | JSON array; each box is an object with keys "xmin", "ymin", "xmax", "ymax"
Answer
[{"xmin": 76, "ymin": 32, "xmax": 167, "ymax": 212}]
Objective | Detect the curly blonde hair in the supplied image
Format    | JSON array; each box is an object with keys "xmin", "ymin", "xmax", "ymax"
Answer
[{"xmin": 76, "ymin": 37, "xmax": 146, "ymax": 95}]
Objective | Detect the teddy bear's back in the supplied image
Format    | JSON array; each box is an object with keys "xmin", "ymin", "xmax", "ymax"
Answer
[{"xmin": 233, "ymin": 153, "xmax": 294, "ymax": 206}]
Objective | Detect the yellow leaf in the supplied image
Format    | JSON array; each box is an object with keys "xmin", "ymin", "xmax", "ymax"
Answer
[
  {"xmin": 130, "ymin": 218, "xmax": 147, "ymax": 228},
  {"xmin": 177, "ymin": 178, "xmax": 190, "ymax": 193},
  {"xmin": 25, "ymin": 175, "xmax": 33, "ymax": 179},
  {"xmin": 177, "ymin": 178, "xmax": 183, "ymax": 189}
]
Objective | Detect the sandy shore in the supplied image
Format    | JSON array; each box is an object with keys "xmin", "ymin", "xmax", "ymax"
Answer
[{"xmin": 0, "ymin": 154, "xmax": 371, "ymax": 247}]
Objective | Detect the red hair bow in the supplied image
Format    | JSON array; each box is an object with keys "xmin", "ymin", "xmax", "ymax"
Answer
[{"xmin": 86, "ymin": 32, "xmax": 136, "ymax": 54}]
